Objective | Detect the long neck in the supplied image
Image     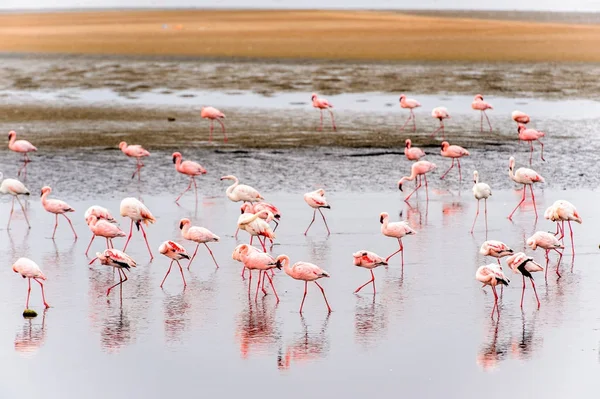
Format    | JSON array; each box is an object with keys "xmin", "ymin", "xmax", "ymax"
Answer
[
  {"xmin": 509, "ymin": 166, "xmax": 515, "ymax": 180},
  {"xmin": 41, "ymin": 191, "xmax": 49, "ymax": 205},
  {"xmin": 381, "ymin": 216, "xmax": 388, "ymax": 230},
  {"xmin": 226, "ymin": 178, "xmax": 239, "ymax": 196},
  {"xmin": 8, "ymin": 135, "xmax": 15, "ymax": 146},
  {"xmin": 282, "ymin": 256, "xmax": 292, "ymax": 275},
  {"xmin": 401, "ymin": 166, "xmax": 418, "ymax": 184},
  {"xmin": 181, "ymin": 223, "xmax": 190, "ymax": 235},
  {"xmin": 175, "ymin": 156, "xmax": 182, "ymax": 169}
]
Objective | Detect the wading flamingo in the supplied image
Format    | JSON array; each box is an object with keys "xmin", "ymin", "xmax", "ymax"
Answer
[
  {"xmin": 544, "ymin": 200, "xmax": 582, "ymax": 256},
  {"xmin": 507, "ymin": 156, "xmax": 544, "ymax": 220},
  {"xmin": 13, "ymin": 258, "xmax": 50, "ymax": 309},
  {"xmin": 84, "ymin": 205, "xmax": 116, "ymax": 256},
  {"xmin": 471, "ymin": 171, "xmax": 492, "ymax": 234},
  {"xmin": 517, "ymin": 124, "xmax": 545, "ymax": 164},
  {"xmin": 430, "ymin": 107, "xmax": 450, "ymax": 139},
  {"xmin": 8, "ymin": 130, "xmax": 37, "ymax": 176},
  {"xmin": 86, "ymin": 215, "xmax": 126, "ymax": 264},
  {"xmin": 272, "ymin": 254, "xmax": 331, "ymax": 313},
  {"xmin": 475, "ymin": 263, "xmax": 509, "ymax": 318},
  {"xmin": 96, "ymin": 249, "xmax": 137, "ymax": 296},
  {"xmin": 120, "ymin": 197, "xmax": 155, "ymax": 259},
  {"xmin": 312, "ymin": 93, "xmax": 336, "ymax": 131},
  {"xmin": 480, "ymin": 241, "xmax": 513, "ymax": 265},
  {"xmin": 158, "ymin": 240, "xmax": 190, "ymax": 288},
  {"xmin": 180, "ymin": 218, "xmax": 220, "ymax": 269},
  {"xmin": 526, "ymin": 231, "xmax": 564, "ymax": 278},
  {"xmin": 471, "ymin": 94, "xmax": 493, "ymax": 132},
  {"xmin": 0, "ymin": 173, "xmax": 31, "ymax": 229},
  {"xmin": 380, "ymin": 212, "xmax": 416, "ymax": 265},
  {"xmin": 40, "ymin": 186, "xmax": 76, "ymax": 239},
  {"xmin": 238, "ymin": 209, "xmax": 275, "ymax": 251},
  {"xmin": 303, "ymin": 188, "xmax": 331, "ymax": 236},
  {"xmin": 352, "ymin": 250, "xmax": 388, "ymax": 294},
  {"xmin": 512, "ymin": 110, "xmax": 530, "ymax": 125},
  {"xmin": 239, "ymin": 245, "xmax": 281, "ymax": 302},
  {"xmin": 506, "ymin": 252, "xmax": 543, "ymax": 309},
  {"xmin": 200, "ymin": 106, "xmax": 226, "ymax": 142},
  {"xmin": 119, "ymin": 142, "xmax": 150, "ymax": 180},
  {"xmin": 232, "ymin": 243, "xmax": 261, "ymax": 278},
  {"xmin": 398, "ymin": 94, "xmax": 421, "ymax": 132},
  {"xmin": 221, "ymin": 175, "xmax": 263, "ymax": 203},
  {"xmin": 440, "ymin": 141, "xmax": 469, "ymax": 181},
  {"xmin": 252, "ymin": 201, "xmax": 281, "ymax": 231},
  {"xmin": 398, "ymin": 161, "xmax": 437, "ymax": 202},
  {"xmin": 172, "ymin": 152, "xmax": 207, "ymax": 203},
  {"xmin": 404, "ymin": 139, "xmax": 426, "ymax": 161}
]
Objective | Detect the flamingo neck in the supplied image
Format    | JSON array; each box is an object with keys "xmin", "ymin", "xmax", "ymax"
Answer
[
  {"xmin": 9, "ymin": 135, "xmax": 15, "ymax": 146},
  {"xmin": 41, "ymin": 191, "xmax": 49, "ymax": 205},
  {"xmin": 281, "ymin": 256, "xmax": 292, "ymax": 275},
  {"xmin": 181, "ymin": 223, "xmax": 190, "ymax": 236},
  {"xmin": 225, "ymin": 178, "xmax": 239, "ymax": 196},
  {"xmin": 175, "ymin": 156, "xmax": 182, "ymax": 169}
]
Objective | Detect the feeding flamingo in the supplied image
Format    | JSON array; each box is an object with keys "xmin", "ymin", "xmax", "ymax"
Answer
[
  {"xmin": 86, "ymin": 215, "xmax": 126, "ymax": 263},
  {"xmin": 404, "ymin": 139, "xmax": 426, "ymax": 161},
  {"xmin": 380, "ymin": 212, "xmax": 416, "ymax": 265},
  {"xmin": 119, "ymin": 142, "xmax": 150, "ymax": 180},
  {"xmin": 238, "ymin": 245, "xmax": 281, "ymax": 302},
  {"xmin": 179, "ymin": 218, "xmax": 220, "ymax": 269},
  {"xmin": 120, "ymin": 197, "xmax": 156, "ymax": 259},
  {"xmin": 232, "ymin": 243, "xmax": 261, "ymax": 278},
  {"xmin": 471, "ymin": 94, "xmax": 493, "ymax": 132},
  {"xmin": 480, "ymin": 241, "xmax": 514, "ymax": 265},
  {"xmin": 430, "ymin": 107, "xmax": 450, "ymax": 139},
  {"xmin": 352, "ymin": 251, "xmax": 388, "ymax": 294},
  {"xmin": 398, "ymin": 161, "xmax": 437, "ymax": 202},
  {"xmin": 526, "ymin": 231, "xmax": 564, "ymax": 277},
  {"xmin": 544, "ymin": 200, "xmax": 582, "ymax": 256},
  {"xmin": 507, "ymin": 156, "xmax": 544, "ymax": 220},
  {"xmin": 512, "ymin": 110, "xmax": 530, "ymax": 125},
  {"xmin": 398, "ymin": 94, "xmax": 421, "ymax": 132},
  {"xmin": 8, "ymin": 130, "xmax": 37, "ymax": 176},
  {"xmin": 303, "ymin": 188, "xmax": 331, "ymax": 236},
  {"xmin": 506, "ymin": 252, "xmax": 543, "ymax": 308},
  {"xmin": 96, "ymin": 249, "xmax": 137, "ymax": 296},
  {"xmin": 271, "ymin": 254, "xmax": 331, "ymax": 313},
  {"xmin": 311, "ymin": 93, "xmax": 336, "ymax": 131},
  {"xmin": 84, "ymin": 205, "xmax": 117, "ymax": 256},
  {"xmin": 471, "ymin": 171, "xmax": 492, "ymax": 234},
  {"xmin": 0, "ymin": 172, "xmax": 31, "ymax": 229},
  {"xmin": 475, "ymin": 263, "xmax": 509, "ymax": 318},
  {"xmin": 221, "ymin": 175, "xmax": 263, "ymax": 203},
  {"xmin": 172, "ymin": 152, "xmax": 207, "ymax": 203},
  {"xmin": 12, "ymin": 258, "xmax": 50, "ymax": 310},
  {"xmin": 200, "ymin": 106, "xmax": 226, "ymax": 142},
  {"xmin": 517, "ymin": 124, "xmax": 545, "ymax": 164},
  {"xmin": 238, "ymin": 209, "xmax": 275, "ymax": 251},
  {"xmin": 158, "ymin": 240, "xmax": 190, "ymax": 288},
  {"xmin": 440, "ymin": 141, "xmax": 469, "ymax": 181},
  {"xmin": 40, "ymin": 186, "xmax": 77, "ymax": 240}
]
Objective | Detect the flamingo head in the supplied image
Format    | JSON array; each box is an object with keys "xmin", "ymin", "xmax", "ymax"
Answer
[
  {"xmin": 379, "ymin": 212, "xmax": 389, "ymax": 224},
  {"xmin": 240, "ymin": 203, "xmax": 253, "ymax": 214},
  {"xmin": 517, "ymin": 123, "xmax": 526, "ymax": 133},
  {"xmin": 172, "ymin": 152, "xmax": 182, "ymax": 164},
  {"xmin": 179, "ymin": 218, "xmax": 190, "ymax": 230},
  {"xmin": 474, "ymin": 94, "xmax": 484, "ymax": 101},
  {"xmin": 118, "ymin": 141, "xmax": 127, "ymax": 150},
  {"xmin": 473, "ymin": 170, "xmax": 479, "ymax": 184},
  {"xmin": 405, "ymin": 139, "xmax": 411, "ymax": 148},
  {"xmin": 311, "ymin": 93, "xmax": 317, "ymax": 101},
  {"xmin": 40, "ymin": 186, "xmax": 51, "ymax": 196},
  {"xmin": 526, "ymin": 237, "xmax": 537, "ymax": 250},
  {"xmin": 399, "ymin": 94, "xmax": 405, "ymax": 102},
  {"xmin": 509, "ymin": 156, "xmax": 515, "ymax": 171},
  {"xmin": 86, "ymin": 214, "xmax": 98, "ymax": 225},
  {"xmin": 220, "ymin": 175, "xmax": 235, "ymax": 181},
  {"xmin": 441, "ymin": 141, "xmax": 449, "ymax": 151},
  {"xmin": 8, "ymin": 130, "xmax": 16, "ymax": 140}
]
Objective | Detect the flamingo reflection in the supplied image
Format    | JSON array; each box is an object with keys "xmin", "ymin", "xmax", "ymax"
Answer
[
  {"xmin": 477, "ymin": 318, "xmax": 508, "ymax": 371},
  {"xmin": 278, "ymin": 315, "xmax": 330, "ymax": 370},
  {"xmin": 100, "ymin": 307, "xmax": 133, "ymax": 354},
  {"xmin": 15, "ymin": 309, "xmax": 47, "ymax": 356},
  {"xmin": 236, "ymin": 300, "xmax": 280, "ymax": 360},
  {"xmin": 354, "ymin": 296, "xmax": 387, "ymax": 347},
  {"xmin": 163, "ymin": 291, "xmax": 192, "ymax": 344},
  {"xmin": 510, "ymin": 312, "xmax": 541, "ymax": 361}
]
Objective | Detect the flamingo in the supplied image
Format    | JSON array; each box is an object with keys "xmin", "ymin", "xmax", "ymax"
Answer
[
  {"xmin": 398, "ymin": 161, "xmax": 437, "ymax": 202},
  {"xmin": 430, "ymin": 107, "xmax": 450, "ymax": 139},
  {"xmin": 507, "ymin": 156, "xmax": 544, "ymax": 220},
  {"xmin": 40, "ymin": 186, "xmax": 77, "ymax": 240},
  {"xmin": 471, "ymin": 171, "xmax": 492, "ymax": 234},
  {"xmin": 158, "ymin": 240, "xmax": 190, "ymax": 288},
  {"xmin": 119, "ymin": 141, "xmax": 150, "ymax": 180},
  {"xmin": 311, "ymin": 93, "xmax": 336, "ymax": 131},
  {"xmin": 303, "ymin": 188, "xmax": 331, "ymax": 236},
  {"xmin": 221, "ymin": 175, "xmax": 263, "ymax": 203},
  {"xmin": 440, "ymin": 141, "xmax": 469, "ymax": 181},
  {"xmin": 252, "ymin": 201, "xmax": 281, "ymax": 231},
  {"xmin": 506, "ymin": 252, "xmax": 543, "ymax": 308},
  {"xmin": 398, "ymin": 94, "xmax": 421, "ymax": 132},
  {"xmin": 475, "ymin": 264, "xmax": 509, "ymax": 318},
  {"xmin": 84, "ymin": 205, "xmax": 117, "ymax": 256},
  {"xmin": 526, "ymin": 231, "xmax": 564, "ymax": 278},
  {"xmin": 404, "ymin": 139, "xmax": 426, "ymax": 161},
  {"xmin": 96, "ymin": 249, "xmax": 137, "ymax": 296},
  {"xmin": 86, "ymin": 215, "xmax": 126, "ymax": 264},
  {"xmin": 172, "ymin": 152, "xmax": 207, "ymax": 203},
  {"xmin": 517, "ymin": 124, "xmax": 545, "ymax": 164},
  {"xmin": 380, "ymin": 212, "xmax": 416, "ymax": 265},
  {"xmin": 179, "ymin": 218, "xmax": 220, "ymax": 269},
  {"xmin": 237, "ymin": 210, "xmax": 275, "ymax": 251},
  {"xmin": 120, "ymin": 197, "xmax": 155, "ymax": 259},
  {"xmin": 512, "ymin": 110, "xmax": 530, "ymax": 125},
  {"xmin": 544, "ymin": 200, "xmax": 582, "ymax": 256},
  {"xmin": 238, "ymin": 245, "xmax": 281, "ymax": 302},
  {"xmin": 12, "ymin": 258, "xmax": 50, "ymax": 309},
  {"xmin": 200, "ymin": 106, "xmax": 226, "ymax": 142},
  {"xmin": 480, "ymin": 240, "xmax": 514, "ymax": 265},
  {"xmin": 352, "ymin": 251, "xmax": 388, "ymax": 294},
  {"xmin": 8, "ymin": 131, "xmax": 37, "ymax": 176},
  {"xmin": 232, "ymin": 243, "xmax": 261, "ymax": 278},
  {"xmin": 471, "ymin": 94, "xmax": 493, "ymax": 132},
  {"xmin": 271, "ymin": 254, "xmax": 331, "ymax": 313},
  {"xmin": 0, "ymin": 172, "xmax": 31, "ymax": 229}
]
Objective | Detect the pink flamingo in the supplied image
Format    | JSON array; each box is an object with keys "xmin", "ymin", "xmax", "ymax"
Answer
[
  {"xmin": 120, "ymin": 197, "xmax": 156, "ymax": 259},
  {"xmin": 404, "ymin": 139, "xmax": 426, "ymax": 161},
  {"xmin": 179, "ymin": 218, "xmax": 220, "ymax": 269},
  {"xmin": 200, "ymin": 106, "xmax": 227, "ymax": 142},
  {"xmin": 119, "ymin": 141, "xmax": 150, "ymax": 180},
  {"xmin": 480, "ymin": 240, "xmax": 514, "ymax": 265},
  {"xmin": 96, "ymin": 249, "xmax": 137, "ymax": 296},
  {"xmin": 475, "ymin": 263, "xmax": 509, "ymax": 318},
  {"xmin": 84, "ymin": 205, "xmax": 116, "ymax": 256},
  {"xmin": 239, "ymin": 245, "xmax": 281, "ymax": 302},
  {"xmin": 430, "ymin": 107, "xmax": 450, "ymax": 139},
  {"xmin": 12, "ymin": 257, "xmax": 50, "ymax": 309},
  {"xmin": 398, "ymin": 161, "xmax": 437, "ymax": 202},
  {"xmin": 380, "ymin": 212, "xmax": 416, "ymax": 265},
  {"xmin": 507, "ymin": 156, "xmax": 544, "ymax": 220},
  {"xmin": 40, "ymin": 186, "xmax": 76, "ymax": 239},
  {"xmin": 221, "ymin": 175, "xmax": 264, "ymax": 203},
  {"xmin": 471, "ymin": 94, "xmax": 493, "ymax": 132},
  {"xmin": 506, "ymin": 252, "xmax": 543, "ymax": 308},
  {"xmin": 232, "ymin": 243, "xmax": 261, "ymax": 278},
  {"xmin": 303, "ymin": 188, "xmax": 331, "ymax": 236},
  {"xmin": 471, "ymin": 171, "xmax": 492, "ymax": 234},
  {"xmin": 238, "ymin": 210, "xmax": 275, "ymax": 251},
  {"xmin": 252, "ymin": 201, "xmax": 281, "ymax": 231},
  {"xmin": 544, "ymin": 200, "xmax": 582, "ymax": 256},
  {"xmin": 398, "ymin": 94, "xmax": 421, "ymax": 132},
  {"xmin": 526, "ymin": 232, "xmax": 565, "ymax": 278},
  {"xmin": 311, "ymin": 93, "xmax": 336, "ymax": 131},
  {"xmin": 86, "ymin": 215, "xmax": 126, "ymax": 264},
  {"xmin": 272, "ymin": 254, "xmax": 331, "ymax": 313},
  {"xmin": 517, "ymin": 124, "xmax": 545, "ymax": 164},
  {"xmin": 172, "ymin": 152, "xmax": 207, "ymax": 203},
  {"xmin": 440, "ymin": 141, "xmax": 469, "ymax": 181},
  {"xmin": 8, "ymin": 130, "xmax": 37, "ymax": 176},
  {"xmin": 512, "ymin": 110, "xmax": 530, "ymax": 125},
  {"xmin": 0, "ymin": 172, "xmax": 31, "ymax": 229},
  {"xmin": 352, "ymin": 251, "xmax": 388, "ymax": 294},
  {"xmin": 158, "ymin": 240, "xmax": 190, "ymax": 288}
]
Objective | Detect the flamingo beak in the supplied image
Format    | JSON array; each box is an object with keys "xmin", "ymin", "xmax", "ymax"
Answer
[
  {"xmin": 379, "ymin": 215, "xmax": 384, "ymax": 224},
  {"xmin": 398, "ymin": 183, "xmax": 403, "ymax": 192},
  {"xmin": 179, "ymin": 221, "xmax": 184, "ymax": 229},
  {"xmin": 172, "ymin": 156, "xmax": 176, "ymax": 164},
  {"xmin": 40, "ymin": 190, "xmax": 43, "ymax": 196}
]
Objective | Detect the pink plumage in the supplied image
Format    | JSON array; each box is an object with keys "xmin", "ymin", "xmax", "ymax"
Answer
[
  {"xmin": 172, "ymin": 152, "xmax": 207, "ymax": 202},
  {"xmin": 527, "ymin": 231, "xmax": 564, "ymax": 251},
  {"xmin": 404, "ymin": 139, "xmax": 426, "ymax": 161},
  {"xmin": 158, "ymin": 240, "xmax": 190, "ymax": 288},
  {"xmin": 239, "ymin": 245, "xmax": 281, "ymax": 302},
  {"xmin": 120, "ymin": 197, "xmax": 155, "ymax": 259},
  {"xmin": 41, "ymin": 186, "xmax": 77, "ymax": 239},
  {"xmin": 517, "ymin": 124, "xmax": 545, "ymax": 162},
  {"xmin": 512, "ymin": 110, "xmax": 530, "ymax": 124},
  {"xmin": 506, "ymin": 252, "xmax": 543, "ymax": 308},
  {"xmin": 84, "ymin": 205, "xmax": 115, "ymax": 224},
  {"xmin": 380, "ymin": 212, "xmax": 415, "ymax": 266},
  {"xmin": 480, "ymin": 240, "xmax": 514, "ymax": 262},
  {"xmin": 119, "ymin": 141, "xmax": 150, "ymax": 180},
  {"xmin": 440, "ymin": 141, "xmax": 469, "ymax": 181},
  {"xmin": 398, "ymin": 95, "xmax": 421, "ymax": 132},
  {"xmin": 430, "ymin": 107, "xmax": 450, "ymax": 139},
  {"xmin": 352, "ymin": 250, "xmax": 388, "ymax": 294},
  {"xmin": 471, "ymin": 94, "xmax": 493, "ymax": 111},
  {"xmin": 88, "ymin": 215, "xmax": 125, "ymax": 240},
  {"xmin": 508, "ymin": 156, "xmax": 544, "ymax": 220},
  {"xmin": 201, "ymin": 106, "xmax": 227, "ymax": 142},
  {"xmin": 96, "ymin": 249, "xmax": 137, "ymax": 296},
  {"xmin": 179, "ymin": 218, "xmax": 220, "ymax": 269},
  {"xmin": 475, "ymin": 263, "xmax": 509, "ymax": 318},
  {"xmin": 13, "ymin": 257, "xmax": 50, "ymax": 309},
  {"xmin": 303, "ymin": 188, "xmax": 331, "ymax": 235},
  {"xmin": 398, "ymin": 160, "xmax": 437, "ymax": 201},
  {"xmin": 311, "ymin": 93, "xmax": 336, "ymax": 131}
]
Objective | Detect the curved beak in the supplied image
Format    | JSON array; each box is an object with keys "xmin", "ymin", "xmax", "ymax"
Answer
[
  {"xmin": 172, "ymin": 156, "xmax": 177, "ymax": 164},
  {"xmin": 379, "ymin": 215, "xmax": 384, "ymax": 224},
  {"xmin": 40, "ymin": 190, "xmax": 43, "ymax": 196},
  {"xmin": 398, "ymin": 183, "xmax": 403, "ymax": 192},
  {"xmin": 179, "ymin": 221, "xmax": 184, "ymax": 229}
]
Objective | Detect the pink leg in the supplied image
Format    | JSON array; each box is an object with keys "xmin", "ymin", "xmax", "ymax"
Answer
[
  {"xmin": 491, "ymin": 285, "xmax": 499, "ymax": 319},
  {"xmin": 538, "ymin": 140, "xmax": 545, "ymax": 162},
  {"xmin": 530, "ymin": 277, "xmax": 540, "ymax": 308},
  {"xmin": 234, "ymin": 227, "xmax": 239, "ymax": 238},
  {"xmin": 299, "ymin": 281, "xmax": 308, "ymax": 313},
  {"xmin": 544, "ymin": 249, "xmax": 549, "ymax": 280},
  {"xmin": 318, "ymin": 208, "xmax": 331, "ymax": 235},
  {"xmin": 257, "ymin": 236, "xmax": 267, "ymax": 252},
  {"xmin": 441, "ymin": 121, "xmax": 445, "ymax": 140},
  {"xmin": 457, "ymin": 159, "xmax": 462, "ymax": 181},
  {"xmin": 255, "ymin": 270, "xmax": 262, "ymax": 302},
  {"xmin": 122, "ymin": 220, "xmax": 134, "ymax": 251},
  {"xmin": 62, "ymin": 214, "xmax": 78, "ymax": 239},
  {"xmin": 385, "ymin": 239, "xmax": 404, "ymax": 263},
  {"xmin": 529, "ymin": 142, "xmax": 533, "ymax": 165},
  {"xmin": 568, "ymin": 221, "xmax": 575, "ymax": 258},
  {"xmin": 34, "ymin": 278, "xmax": 50, "ymax": 308},
  {"xmin": 261, "ymin": 271, "xmax": 268, "ymax": 295},
  {"xmin": 160, "ymin": 260, "xmax": 173, "ymax": 288},
  {"xmin": 192, "ymin": 177, "xmax": 198, "ymax": 203},
  {"xmin": 480, "ymin": 111, "xmax": 483, "ymax": 133},
  {"xmin": 430, "ymin": 123, "xmax": 443, "ymax": 138},
  {"xmin": 328, "ymin": 109, "xmax": 337, "ymax": 131},
  {"xmin": 176, "ymin": 260, "xmax": 187, "ymax": 287},
  {"xmin": 209, "ymin": 120, "xmax": 214, "ymax": 141},
  {"xmin": 354, "ymin": 270, "xmax": 376, "ymax": 294},
  {"xmin": 187, "ymin": 243, "xmax": 200, "ymax": 270},
  {"xmin": 411, "ymin": 109, "xmax": 417, "ymax": 131},
  {"xmin": 264, "ymin": 271, "xmax": 279, "ymax": 302},
  {"xmin": 304, "ymin": 209, "xmax": 316, "ymax": 235},
  {"xmin": 241, "ymin": 265, "xmax": 246, "ymax": 278},
  {"xmin": 484, "ymin": 198, "xmax": 488, "ymax": 234},
  {"xmin": 440, "ymin": 158, "xmax": 455, "ymax": 180},
  {"xmin": 520, "ymin": 275, "xmax": 526, "ymax": 308},
  {"xmin": 51, "ymin": 214, "xmax": 59, "ymax": 239},
  {"xmin": 508, "ymin": 185, "xmax": 527, "ymax": 220},
  {"xmin": 217, "ymin": 119, "xmax": 227, "ymax": 142},
  {"xmin": 470, "ymin": 199, "xmax": 480, "ymax": 234},
  {"xmin": 314, "ymin": 281, "xmax": 332, "ymax": 313},
  {"xmin": 139, "ymin": 223, "xmax": 154, "ymax": 260},
  {"xmin": 106, "ymin": 269, "xmax": 128, "ymax": 296},
  {"xmin": 88, "ymin": 256, "xmax": 98, "ymax": 265},
  {"xmin": 85, "ymin": 234, "xmax": 96, "ymax": 256},
  {"xmin": 318, "ymin": 109, "xmax": 323, "ymax": 131},
  {"xmin": 176, "ymin": 178, "xmax": 193, "ymax": 203},
  {"xmin": 404, "ymin": 178, "xmax": 422, "ymax": 202},
  {"xmin": 483, "ymin": 111, "xmax": 492, "ymax": 132},
  {"xmin": 7, "ymin": 197, "xmax": 15, "ymax": 229},
  {"xmin": 424, "ymin": 173, "xmax": 429, "ymax": 201},
  {"xmin": 554, "ymin": 248, "xmax": 564, "ymax": 276},
  {"xmin": 26, "ymin": 278, "xmax": 31, "ymax": 309},
  {"xmin": 15, "ymin": 196, "xmax": 30, "ymax": 228},
  {"xmin": 529, "ymin": 185, "xmax": 538, "ymax": 219},
  {"xmin": 204, "ymin": 243, "xmax": 219, "ymax": 268},
  {"xmin": 399, "ymin": 112, "xmax": 412, "ymax": 132}
]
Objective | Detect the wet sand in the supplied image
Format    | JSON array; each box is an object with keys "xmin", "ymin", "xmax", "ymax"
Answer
[{"xmin": 2, "ymin": 10, "xmax": 600, "ymax": 62}]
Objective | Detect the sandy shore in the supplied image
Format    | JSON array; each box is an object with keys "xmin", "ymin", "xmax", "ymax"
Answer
[{"xmin": 1, "ymin": 10, "xmax": 600, "ymax": 62}]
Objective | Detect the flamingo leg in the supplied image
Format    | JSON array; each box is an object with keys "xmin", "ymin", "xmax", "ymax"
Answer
[
  {"xmin": 272, "ymin": 219, "xmax": 280, "ymax": 232},
  {"xmin": 529, "ymin": 184, "xmax": 538, "ymax": 219},
  {"xmin": 241, "ymin": 265, "xmax": 246, "ymax": 278},
  {"xmin": 508, "ymin": 185, "xmax": 527, "ymax": 220},
  {"xmin": 106, "ymin": 269, "xmax": 127, "ymax": 296},
  {"xmin": 483, "ymin": 111, "xmax": 492, "ymax": 132},
  {"xmin": 544, "ymin": 249, "xmax": 549, "ymax": 280},
  {"xmin": 567, "ymin": 220, "xmax": 575, "ymax": 257},
  {"xmin": 411, "ymin": 109, "xmax": 416, "ymax": 131},
  {"xmin": 234, "ymin": 227, "xmax": 239, "ymax": 238},
  {"xmin": 458, "ymin": 159, "xmax": 462, "ymax": 181},
  {"xmin": 385, "ymin": 239, "xmax": 404, "ymax": 263},
  {"xmin": 255, "ymin": 270, "xmax": 262, "ymax": 302},
  {"xmin": 424, "ymin": 173, "xmax": 429, "ymax": 201},
  {"xmin": 261, "ymin": 271, "xmax": 268, "ymax": 295},
  {"xmin": 491, "ymin": 285, "xmax": 499, "ymax": 319},
  {"xmin": 176, "ymin": 178, "xmax": 193, "ymax": 203},
  {"xmin": 122, "ymin": 220, "xmax": 134, "ymax": 251},
  {"xmin": 209, "ymin": 120, "xmax": 214, "ymax": 141},
  {"xmin": 354, "ymin": 270, "xmax": 376, "ymax": 294},
  {"xmin": 529, "ymin": 142, "xmax": 533, "ymax": 165},
  {"xmin": 299, "ymin": 281, "xmax": 308, "ymax": 313},
  {"xmin": 404, "ymin": 178, "xmax": 422, "ymax": 202},
  {"xmin": 33, "ymin": 278, "xmax": 50, "ymax": 308},
  {"xmin": 520, "ymin": 275, "xmax": 526, "ymax": 308},
  {"xmin": 538, "ymin": 140, "xmax": 545, "ymax": 162},
  {"xmin": 187, "ymin": 243, "xmax": 200, "ymax": 270},
  {"xmin": 264, "ymin": 271, "xmax": 279, "ymax": 302},
  {"xmin": 15, "ymin": 196, "xmax": 31, "ymax": 228},
  {"xmin": 62, "ymin": 213, "xmax": 78, "ymax": 239},
  {"xmin": 470, "ymin": 199, "xmax": 480, "ymax": 234},
  {"xmin": 257, "ymin": 236, "xmax": 267, "ymax": 252},
  {"xmin": 7, "ymin": 196, "xmax": 15, "ymax": 229},
  {"xmin": 85, "ymin": 234, "xmax": 96, "ymax": 256},
  {"xmin": 484, "ymin": 198, "xmax": 488, "ymax": 234},
  {"xmin": 530, "ymin": 277, "xmax": 541, "ymax": 308},
  {"xmin": 160, "ymin": 260, "xmax": 173, "ymax": 288},
  {"xmin": 328, "ymin": 109, "xmax": 336, "ymax": 131},
  {"xmin": 441, "ymin": 120, "xmax": 445, "ymax": 140},
  {"xmin": 304, "ymin": 209, "xmax": 316, "ymax": 235},
  {"xmin": 314, "ymin": 281, "xmax": 332, "ymax": 313},
  {"xmin": 555, "ymin": 248, "xmax": 564, "ymax": 276},
  {"xmin": 399, "ymin": 112, "xmax": 412, "ymax": 132},
  {"xmin": 203, "ymin": 243, "xmax": 219, "ymax": 268},
  {"xmin": 318, "ymin": 208, "xmax": 331, "ymax": 235},
  {"xmin": 192, "ymin": 177, "xmax": 198, "ymax": 203},
  {"xmin": 139, "ymin": 223, "xmax": 154, "ymax": 259},
  {"xmin": 216, "ymin": 119, "xmax": 227, "ymax": 142},
  {"xmin": 26, "ymin": 278, "xmax": 31, "ymax": 309},
  {"xmin": 318, "ymin": 109, "xmax": 323, "ymax": 131},
  {"xmin": 176, "ymin": 260, "xmax": 187, "ymax": 287},
  {"xmin": 440, "ymin": 158, "xmax": 455, "ymax": 180},
  {"xmin": 52, "ymin": 214, "xmax": 59, "ymax": 239},
  {"xmin": 430, "ymin": 123, "xmax": 443, "ymax": 138},
  {"xmin": 480, "ymin": 111, "xmax": 483, "ymax": 133}
]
